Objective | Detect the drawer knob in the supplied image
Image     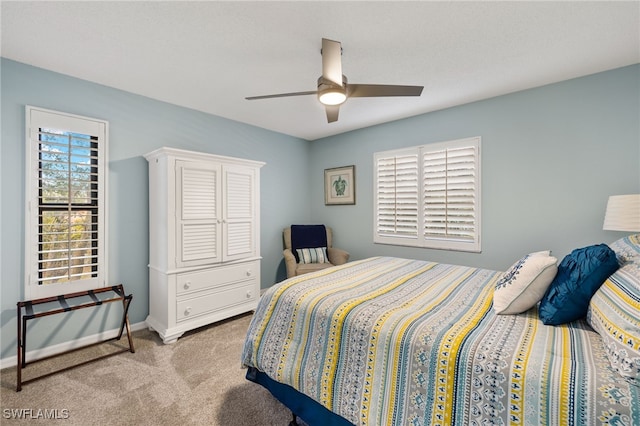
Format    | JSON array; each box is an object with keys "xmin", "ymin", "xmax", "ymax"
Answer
[
  {"xmin": 183, "ymin": 281, "xmax": 191, "ymax": 290},
  {"xmin": 246, "ymin": 270, "xmax": 252, "ymax": 277},
  {"xmin": 184, "ymin": 307, "xmax": 192, "ymax": 316},
  {"xmin": 246, "ymin": 290, "xmax": 253, "ymax": 299}
]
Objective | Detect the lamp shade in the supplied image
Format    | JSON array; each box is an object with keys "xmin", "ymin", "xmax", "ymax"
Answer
[{"xmin": 603, "ymin": 194, "xmax": 640, "ymax": 232}]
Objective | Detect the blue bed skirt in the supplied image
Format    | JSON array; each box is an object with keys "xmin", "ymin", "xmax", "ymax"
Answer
[{"xmin": 245, "ymin": 367, "xmax": 354, "ymax": 426}]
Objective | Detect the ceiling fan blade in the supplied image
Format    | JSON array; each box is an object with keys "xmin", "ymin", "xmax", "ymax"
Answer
[
  {"xmin": 322, "ymin": 38, "xmax": 343, "ymax": 86},
  {"xmin": 347, "ymin": 84, "xmax": 423, "ymax": 98},
  {"xmin": 325, "ymin": 105, "xmax": 340, "ymax": 123},
  {"xmin": 245, "ymin": 90, "xmax": 317, "ymax": 100}
]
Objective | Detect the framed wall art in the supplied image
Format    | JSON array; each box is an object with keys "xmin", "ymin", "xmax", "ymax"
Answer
[{"xmin": 324, "ymin": 165, "xmax": 355, "ymax": 205}]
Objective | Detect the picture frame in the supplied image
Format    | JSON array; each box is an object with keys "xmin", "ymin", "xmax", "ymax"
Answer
[{"xmin": 324, "ymin": 165, "xmax": 355, "ymax": 205}]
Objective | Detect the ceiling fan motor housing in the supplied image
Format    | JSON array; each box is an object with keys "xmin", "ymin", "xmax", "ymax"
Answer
[{"xmin": 317, "ymin": 75, "xmax": 347, "ymax": 105}]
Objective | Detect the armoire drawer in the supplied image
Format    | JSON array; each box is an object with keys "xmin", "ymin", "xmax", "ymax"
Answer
[
  {"xmin": 176, "ymin": 281, "xmax": 257, "ymax": 322},
  {"xmin": 176, "ymin": 261, "xmax": 259, "ymax": 295}
]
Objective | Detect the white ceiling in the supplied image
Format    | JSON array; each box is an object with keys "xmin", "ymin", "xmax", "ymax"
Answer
[{"xmin": 2, "ymin": 1, "xmax": 639, "ymax": 141}]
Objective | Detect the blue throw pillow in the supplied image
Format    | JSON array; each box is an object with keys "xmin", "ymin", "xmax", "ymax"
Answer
[{"xmin": 539, "ymin": 244, "xmax": 619, "ymax": 325}]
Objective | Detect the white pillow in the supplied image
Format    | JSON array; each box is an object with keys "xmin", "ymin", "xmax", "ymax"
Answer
[
  {"xmin": 296, "ymin": 247, "xmax": 329, "ymax": 264},
  {"xmin": 494, "ymin": 251, "xmax": 558, "ymax": 314}
]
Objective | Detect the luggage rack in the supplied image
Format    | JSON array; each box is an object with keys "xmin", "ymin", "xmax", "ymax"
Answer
[{"xmin": 16, "ymin": 284, "xmax": 134, "ymax": 392}]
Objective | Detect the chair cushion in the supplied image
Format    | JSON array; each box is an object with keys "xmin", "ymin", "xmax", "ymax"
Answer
[{"xmin": 296, "ymin": 262, "xmax": 334, "ymax": 276}]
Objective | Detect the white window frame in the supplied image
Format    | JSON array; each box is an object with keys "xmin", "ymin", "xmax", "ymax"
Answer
[
  {"xmin": 373, "ymin": 137, "xmax": 481, "ymax": 252},
  {"xmin": 24, "ymin": 106, "xmax": 108, "ymax": 299}
]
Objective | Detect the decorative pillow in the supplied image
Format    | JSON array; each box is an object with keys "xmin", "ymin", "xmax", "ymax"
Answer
[
  {"xmin": 539, "ymin": 244, "xmax": 619, "ymax": 325},
  {"xmin": 296, "ymin": 247, "xmax": 329, "ymax": 264},
  {"xmin": 609, "ymin": 234, "xmax": 640, "ymax": 265},
  {"xmin": 493, "ymin": 251, "xmax": 558, "ymax": 314},
  {"xmin": 587, "ymin": 261, "xmax": 640, "ymax": 385}
]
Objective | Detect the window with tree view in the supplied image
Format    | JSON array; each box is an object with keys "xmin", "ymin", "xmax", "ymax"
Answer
[
  {"xmin": 26, "ymin": 107, "xmax": 107, "ymax": 299},
  {"xmin": 38, "ymin": 129, "xmax": 99, "ymax": 284}
]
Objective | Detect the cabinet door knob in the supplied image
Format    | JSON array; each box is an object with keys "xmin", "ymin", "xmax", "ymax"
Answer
[
  {"xmin": 184, "ymin": 307, "xmax": 192, "ymax": 316},
  {"xmin": 183, "ymin": 281, "xmax": 191, "ymax": 290}
]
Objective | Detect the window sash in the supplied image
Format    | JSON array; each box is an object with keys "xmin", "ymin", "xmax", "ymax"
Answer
[
  {"xmin": 25, "ymin": 106, "xmax": 108, "ymax": 299},
  {"xmin": 374, "ymin": 137, "xmax": 480, "ymax": 252}
]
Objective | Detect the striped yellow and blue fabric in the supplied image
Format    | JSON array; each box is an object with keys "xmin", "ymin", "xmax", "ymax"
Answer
[
  {"xmin": 242, "ymin": 257, "xmax": 639, "ymax": 426},
  {"xmin": 588, "ymin": 235, "xmax": 640, "ymax": 387}
]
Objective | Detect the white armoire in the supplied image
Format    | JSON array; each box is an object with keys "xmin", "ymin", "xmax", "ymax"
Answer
[{"xmin": 144, "ymin": 147, "xmax": 264, "ymax": 344}]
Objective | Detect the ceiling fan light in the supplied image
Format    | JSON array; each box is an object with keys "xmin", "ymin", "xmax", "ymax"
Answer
[
  {"xmin": 317, "ymin": 75, "xmax": 347, "ymax": 106},
  {"xmin": 319, "ymin": 90, "xmax": 347, "ymax": 106}
]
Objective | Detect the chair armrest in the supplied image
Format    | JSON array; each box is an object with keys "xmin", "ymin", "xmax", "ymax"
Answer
[
  {"xmin": 283, "ymin": 249, "xmax": 298, "ymax": 278},
  {"xmin": 327, "ymin": 247, "xmax": 350, "ymax": 266}
]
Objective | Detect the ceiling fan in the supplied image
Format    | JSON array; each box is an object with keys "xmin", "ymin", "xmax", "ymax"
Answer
[{"xmin": 245, "ymin": 38, "xmax": 424, "ymax": 123}]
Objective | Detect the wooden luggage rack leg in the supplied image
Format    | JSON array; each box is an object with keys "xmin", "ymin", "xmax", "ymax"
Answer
[{"xmin": 16, "ymin": 284, "xmax": 135, "ymax": 392}]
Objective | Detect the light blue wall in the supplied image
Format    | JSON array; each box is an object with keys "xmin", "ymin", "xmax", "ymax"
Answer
[
  {"xmin": 1, "ymin": 58, "xmax": 311, "ymax": 359},
  {"xmin": 309, "ymin": 65, "xmax": 640, "ymax": 271},
  {"xmin": 2, "ymin": 58, "xmax": 638, "ymax": 362}
]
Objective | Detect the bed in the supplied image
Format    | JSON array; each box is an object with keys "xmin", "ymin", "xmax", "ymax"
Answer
[{"xmin": 242, "ymin": 236, "xmax": 640, "ymax": 425}]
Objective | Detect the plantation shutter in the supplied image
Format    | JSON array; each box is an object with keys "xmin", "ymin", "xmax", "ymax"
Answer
[
  {"xmin": 26, "ymin": 106, "xmax": 108, "ymax": 299},
  {"xmin": 423, "ymin": 144, "xmax": 478, "ymax": 241},
  {"xmin": 37, "ymin": 130, "xmax": 100, "ymax": 285},
  {"xmin": 375, "ymin": 152, "xmax": 419, "ymax": 239},
  {"xmin": 374, "ymin": 137, "xmax": 480, "ymax": 252}
]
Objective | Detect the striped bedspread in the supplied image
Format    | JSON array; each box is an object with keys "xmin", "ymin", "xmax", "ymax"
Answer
[{"xmin": 242, "ymin": 257, "xmax": 639, "ymax": 425}]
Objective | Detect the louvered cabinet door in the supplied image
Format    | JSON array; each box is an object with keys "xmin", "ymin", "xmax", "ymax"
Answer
[
  {"xmin": 176, "ymin": 160, "xmax": 222, "ymax": 268},
  {"xmin": 222, "ymin": 165, "xmax": 257, "ymax": 262}
]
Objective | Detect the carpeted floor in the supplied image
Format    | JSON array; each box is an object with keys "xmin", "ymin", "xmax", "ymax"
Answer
[{"xmin": 0, "ymin": 313, "xmax": 297, "ymax": 425}]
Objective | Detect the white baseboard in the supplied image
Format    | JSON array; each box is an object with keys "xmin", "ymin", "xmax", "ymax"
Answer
[{"xmin": 0, "ymin": 321, "xmax": 148, "ymax": 370}]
